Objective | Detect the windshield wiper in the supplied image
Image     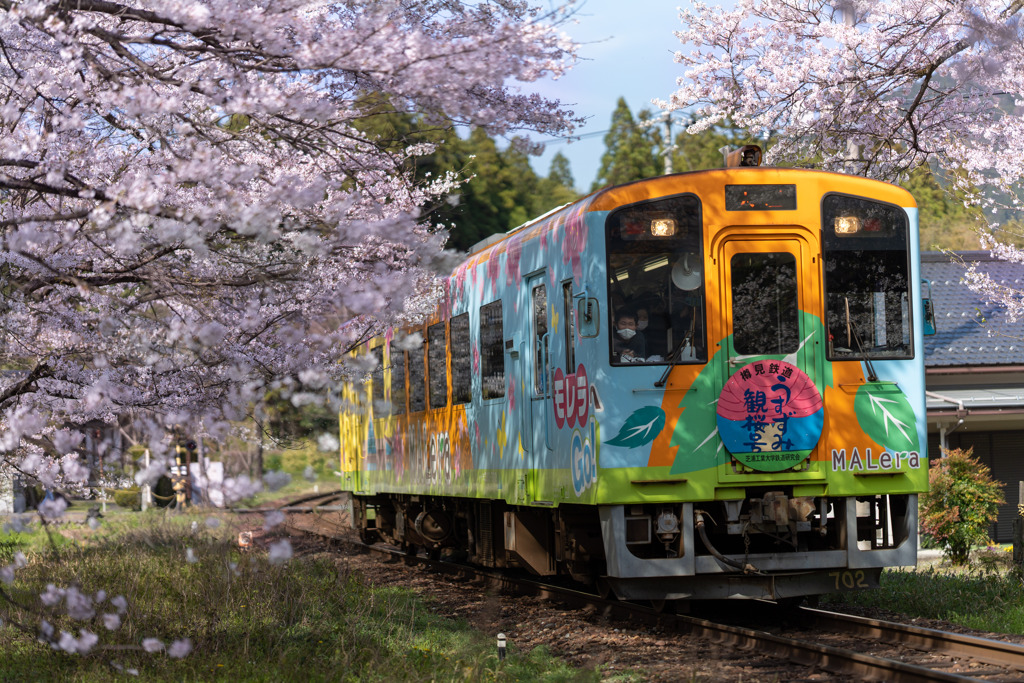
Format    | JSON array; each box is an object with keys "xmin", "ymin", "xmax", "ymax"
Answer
[
  {"xmin": 845, "ymin": 297, "xmax": 878, "ymax": 382},
  {"xmin": 655, "ymin": 336, "xmax": 696, "ymax": 387}
]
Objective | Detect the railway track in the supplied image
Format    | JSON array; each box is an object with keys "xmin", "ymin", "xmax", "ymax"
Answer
[
  {"xmin": 275, "ymin": 494, "xmax": 1024, "ymax": 681},
  {"xmin": 791, "ymin": 607, "xmax": 1024, "ymax": 680},
  {"xmin": 233, "ymin": 489, "xmax": 344, "ymax": 514}
]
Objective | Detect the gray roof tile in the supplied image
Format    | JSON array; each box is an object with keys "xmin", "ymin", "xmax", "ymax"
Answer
[{"xmin": 922, "ymin": 251, "xmax": 1024, "ymax": 367}]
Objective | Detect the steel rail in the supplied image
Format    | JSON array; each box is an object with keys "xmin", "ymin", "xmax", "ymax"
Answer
[
  {"xmin": 277, "ymin": 493, "xmax": 345, "ymax": 513},
  {"xmin": 231, "ymin": 489, "xmax": 343, "ymax": 514},
  {"xmin": 797, "ymin": 606, "xmax": 1024, "ymax": 672},
  {"xmin": 668, "ymin": 613, "xmax": 977, "ymax": 683}
]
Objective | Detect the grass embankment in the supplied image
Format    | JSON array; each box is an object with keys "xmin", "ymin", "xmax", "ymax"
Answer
[
  {"xmin": 822, "ymin": 549, "xmax": 1024, "ymax": 635},
  {"xmin": 0, "ymin": 510, "xmax": 595, "ymax": 682}
]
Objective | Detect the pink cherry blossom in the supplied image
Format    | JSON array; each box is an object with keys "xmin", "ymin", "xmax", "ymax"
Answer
[
  {"xmin": 0, "ymin": 0, "xmax": 579, "ymax": 461},
  {"xmin": 669, "ymin": 0, "xmax": 1024, "ymax": 311}
]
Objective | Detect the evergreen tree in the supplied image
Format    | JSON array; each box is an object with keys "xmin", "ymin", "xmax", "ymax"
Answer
[
  {"xmin": 352, "ymin": 106, "xmax": 578, "ymax": 253},
  {"xmin": 592, "ymin": 97, "xmax": 661, "ymax": 190},
  {"xmin": 440, "ymin": 131, "xmax": 577, "ymax": 252},
  {"xmin": 535, "ymin": 153, "xmax": 579, "ymax": 210},
  {"xmin": 441, "ymin": 128, "xmax": 507, "ymax": 250},
  {"xmin": 500, "ymin": 139, "xmax": 544, "ymax": 229},
  {"xmin": 900, "ymin": 164, "xmax": 986, "ymax": 251},
  {"xmin": 547, "ymin": 152, "xmax": 575, "ymax": 190},
  {"xmin": 671, "ymin": 115, "xmax": 749, "ymax": 172}
]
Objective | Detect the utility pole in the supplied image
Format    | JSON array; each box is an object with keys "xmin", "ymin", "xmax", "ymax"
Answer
[
  {"xmin": 640, "ymin": 111, "xmax": 676, "ymax": 176},
  {"xmin": 662, "ymin": 113, "xmax": 674, "ymax": 175},
  {"xmin": 844, "ymin": 6, "xmax": 861, "ymax": 173}
]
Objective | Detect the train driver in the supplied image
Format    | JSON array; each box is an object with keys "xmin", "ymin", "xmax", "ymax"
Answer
[{"xmin": 613, "ymin": 311, "xmax": 647, "ymax": 363}]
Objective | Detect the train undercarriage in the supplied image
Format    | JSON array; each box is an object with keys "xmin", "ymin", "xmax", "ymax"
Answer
[{"xmin": 350, "ymin": 489, "xmax": 918, "ymax": 602}]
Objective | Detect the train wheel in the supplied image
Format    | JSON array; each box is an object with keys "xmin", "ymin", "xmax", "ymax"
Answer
[{"xmin": 596, "ymin": 577, "xmax": 613, "ymax": 600}]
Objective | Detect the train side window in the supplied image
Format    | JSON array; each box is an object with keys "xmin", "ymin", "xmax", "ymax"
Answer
[
  {"xmin": 605, "ymin": 193, "xmax": 706, "ymax": 365},
  {"xmin": 389, "ymin": 345, "xmax": 406, "ymax": 415},
  {"xmin": 562, "ymin": 282, "xmax": 576, "ymax": 371},
  {"xmin": 451, "ymin": 313, "xmax": 471, "ymax": 404},
  {"xmin": 428, "ymin": 321, "xmax": 448, "ymax": 409},
  {"xmin": 408, "ymin": 334, "xmax": 426, "ymax": 412},
  {"xmin": 480, "ymin": 300, "xmax": 505, "ymax": 399},
  {"xmin": 822, "ymin": 194, "xmax": 912, "ymax": 359},
  {"xmin": 370, "ymin": 345, "xmax": 384, "ymax": 408},
  {"xmin": 532, "ymin": 284, "xmax": 548, "ymax": 396}
]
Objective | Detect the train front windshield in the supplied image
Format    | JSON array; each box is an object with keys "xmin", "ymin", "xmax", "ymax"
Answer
[
  {"xmin": 822, "ymin": 194, "xmax": 913, "ymax": 359},
  {"xmin": 606, "ymin": 194, "xmax": 707, "ymax": 366}
]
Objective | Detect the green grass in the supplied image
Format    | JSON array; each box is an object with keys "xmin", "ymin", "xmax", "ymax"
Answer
[
  {"xmin": 0, "ymin": 511, "xmax": 600, "ymax": 682},
  {"xmin": 821, "ymin": 551, "xmax": 1024, "ymax": 635}
]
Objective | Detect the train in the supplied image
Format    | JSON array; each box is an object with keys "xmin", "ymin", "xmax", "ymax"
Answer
[{"xmin": 338, "ymin": 145, "xmax": 930, "ymax": 604}]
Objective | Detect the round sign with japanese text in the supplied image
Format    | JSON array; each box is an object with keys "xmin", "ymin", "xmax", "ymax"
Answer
[{"xmin": 716, "ymin": 360, "xmax": 824, "ymax": 472}]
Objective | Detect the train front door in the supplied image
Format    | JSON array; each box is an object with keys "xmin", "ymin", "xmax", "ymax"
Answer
[{"xmin": 713, "ymin": 233, "xmax": 825, "ymax": 476}]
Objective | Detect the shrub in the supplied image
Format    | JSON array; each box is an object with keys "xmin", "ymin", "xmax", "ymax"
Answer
[
  {"xmin": 263, "ymin": 453, "xmax": 283, "ymax": 472},
  {"xmin": 920, "ymin": 448, "xmax": 1004, "ymax": 565},
  {"xmin": 274, "ymin": 441, "xmax": 330, "ymax": 476},
  {"xmin": 113, "ymin": 487, "xmax": 142, "ymax": 511}
]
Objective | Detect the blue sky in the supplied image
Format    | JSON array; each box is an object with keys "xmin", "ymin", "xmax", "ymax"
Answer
[{"xmin": 524, "ymin": 1, "xmax": 694, "ymax": 191}]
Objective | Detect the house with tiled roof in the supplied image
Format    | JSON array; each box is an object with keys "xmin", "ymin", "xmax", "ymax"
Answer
[{"xmin": 922, "ymin": 251, "xmax": 1024, "ymax": 542}]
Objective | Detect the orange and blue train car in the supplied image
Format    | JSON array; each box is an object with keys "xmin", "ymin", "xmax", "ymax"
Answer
[{"xmin": 339, "ymin": 147, "xmax": 929, "ymax": 602}]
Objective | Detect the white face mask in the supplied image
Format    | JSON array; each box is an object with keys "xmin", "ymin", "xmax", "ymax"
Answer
[
  {"xmin": 636, "ymin": 321, "xmax": 648, "ymax": 331},
  {"xmin": 617, "ymin": 328, "xmax": 636, "ymax": 340}
]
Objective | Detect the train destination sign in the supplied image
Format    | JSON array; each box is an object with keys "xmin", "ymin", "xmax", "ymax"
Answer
[{"xmin": 725, "ymin": 184, "xmax": 797, "ymax": 211}]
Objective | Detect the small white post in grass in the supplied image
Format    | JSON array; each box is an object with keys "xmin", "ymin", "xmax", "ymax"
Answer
[
  {"xmin": 497, "ymin": 633, "xmax": 506, "ymax": 661},
  {"xmin": 141, "ymin": 448, "xmax": 153, "ymax": 512}
]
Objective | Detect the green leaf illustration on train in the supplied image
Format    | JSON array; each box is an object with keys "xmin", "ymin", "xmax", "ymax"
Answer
[
  {"xmin": 340, "ymin": 149, "xmax": 929, "ymax": 604},
  {"xmin": 604, "ymin": 406, "xmax": 666, "ymax": 449}
]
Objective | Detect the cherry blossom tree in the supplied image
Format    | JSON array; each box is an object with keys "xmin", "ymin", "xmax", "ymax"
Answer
[
  {"xmin": 666, "ymin": 0, "xmax": 1024, "ymax": 318},
  {"xmin": 0, "ymin": 0, "xmax": 579, "ymax": 654},
  {"xmin": 0, "ymin": 0, "xmax": 579, "ymax": 460}
]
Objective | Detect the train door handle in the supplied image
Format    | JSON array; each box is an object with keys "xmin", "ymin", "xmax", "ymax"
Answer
[
  {"xmin": 519, "ymin": 341, "xmax": 530, "ymax": 454},
  {"xmin": 541, "ymin": 332, "xmax": 553, "ymax": 451}
]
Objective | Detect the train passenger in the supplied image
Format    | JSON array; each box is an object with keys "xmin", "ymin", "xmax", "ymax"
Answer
[{"xmin": 613, "ymin": 311, "xmax": 646, "ymax": 363}]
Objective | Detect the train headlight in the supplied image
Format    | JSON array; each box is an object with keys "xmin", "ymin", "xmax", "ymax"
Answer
[
  {"xmin": 835, "ymin": 215, "xmax": 862, "ymax": 235},
  {"xmin": 650, "ymin": 217, "xmax": 677, "ymax": 237}
]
